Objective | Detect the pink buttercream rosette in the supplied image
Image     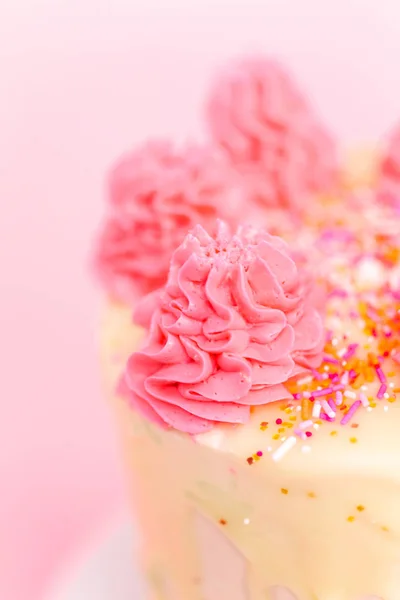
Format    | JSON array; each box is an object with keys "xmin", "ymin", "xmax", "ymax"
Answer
[
  {"xmin": 94, "ymin": 140, "xmax": 246, "ymax": 303},
  {"xmin": 121, "ymin": 221, "xmax": 325, "ymax": 434},
  {"xmin": 378, "ymin": 123, "xmax": 400, "ymax": 210},
  {"xmin": 207, "ymin": 57, "xmax": 338, "ymax": 213}
]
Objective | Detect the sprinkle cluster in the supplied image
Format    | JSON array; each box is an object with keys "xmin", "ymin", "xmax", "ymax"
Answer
[{"xmin": 247, "ymin": 195, "xmax": 400, "ymax": 464}]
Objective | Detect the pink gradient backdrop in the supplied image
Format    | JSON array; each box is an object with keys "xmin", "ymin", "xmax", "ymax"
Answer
[{"xmin": 2, "ymin": 1, "xmax": 400, "ymax": 598}]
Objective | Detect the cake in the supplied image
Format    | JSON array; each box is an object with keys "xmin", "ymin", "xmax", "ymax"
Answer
[{"xmin": 94, "ymin": 57, "xmax": 400, "ymax": 600}]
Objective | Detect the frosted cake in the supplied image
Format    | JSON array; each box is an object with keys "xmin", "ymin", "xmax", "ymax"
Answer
[{"xmin": 94, "ymin": 57, "xmax": 400, "ymax": 600}]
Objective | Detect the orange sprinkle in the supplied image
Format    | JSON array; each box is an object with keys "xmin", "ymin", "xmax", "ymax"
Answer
[
  {"xmin": 307, "ymin": 492, "xmax": 316, "ymax": 499},
  {"xmin": 301, "ymin": 397, "xmax": 311, "ymax": 420},
  {"xmin": 219, "ymin": 518, "xmax": 227, "ymax": 525},
  {"xmin": 246, "ymin": 457, "xmax": 254, "ymax": 465},
  {"xmin": 356, "ymin": 505, "xmax": 365, "ymax": 512}
]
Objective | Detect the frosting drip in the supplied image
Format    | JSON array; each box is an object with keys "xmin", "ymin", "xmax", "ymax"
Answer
[{"xmin": 123, "ymin": 222, "xmax": 324, "ymax": 434}]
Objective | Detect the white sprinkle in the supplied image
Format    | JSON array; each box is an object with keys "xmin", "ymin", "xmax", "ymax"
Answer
[
  {"xmin": 341, "ymin": 371, "xmax": 349, "ymax": 385},
  {"xmin": 267, "ymin": 446, "xmax": 272, "ymax": 453},
  {"xmin": 344, "ymin": 390, "xmax": 357, "ymax": 400},
  {"xmin": 298, "ymin": 419, "xmax": 313, "ymax": 431},
  {"xmin": 313, "ymin": 423, "xmax": 320, "ymax": 430},
  {"xmin": 367, "ymin": 407, "xmax": 373, "ymax": 412},
  {"xmin": 384, "ymin": 393, "xmax": 390, "ymax": 399},
  {"xmin": 272, "ymin": 436, "xmax": 297, "ymax": 462},
  {"xmin": 332, "ymin": 338, "xmax": 339, "ymax": 347},
  {"xmin": 312, "ymin": 402, "xmax": 321, "ymax": 419},
  {"xmin": 322, "ymin": 400, "xmax": 336, "ymax": 419},
  {"xmin": 281, "ymin": 436, "xmax": 286, "ymax": 442},
  {"xmin": 384, "ymin": 406, "xmax": 389, "ymax": 412},
  {"xmin": 297, "ymin": 375, "xmax": 313, "ymax": 386},
  {"xmin": 342, "ymin": 361, "xmax": 347, "ymax": 367},
  {"xmin": 361, "ymin": 385, "xmax": 368, "ymax": 392},
  {"xmin": 243, "ymin": 518, "xmax": 250, "ymax": 525},
  {"xmin": 359, "ymin": 392, "xmax": 369, "ymax": 407},
  {"xmin": 301, "ymin": 445, "xmax": 311, "ymax": 454},
  {"xmin": 389, "ymin": 382, "xmax": 395, "ymax": 389},
  {"xmin": 296, "ymin": 405, "xmax": 302, "ymax": 412},
  {"xmin": 323, "ymin": 365, "xmax": 330, "ymax": 372}
]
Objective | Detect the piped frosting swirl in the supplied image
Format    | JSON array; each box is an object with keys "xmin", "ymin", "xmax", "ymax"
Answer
[{"xmin": 122, "ymin": 221, "xmax": 324, "ymax": 433}]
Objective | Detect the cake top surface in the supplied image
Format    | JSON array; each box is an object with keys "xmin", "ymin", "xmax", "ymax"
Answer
[{"xmin": 95, "ymin": 54, "xmax": 400, "ymax": 472}]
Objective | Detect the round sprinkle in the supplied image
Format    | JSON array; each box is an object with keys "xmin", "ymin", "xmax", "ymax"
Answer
[
  {"xmin": 219, "ymin": 518, "xmax": 227, "ymax": 525},
  {"xmin": 281, "ymin": 488, "xmax": 288, "ymax": 495},
  {"xmin": 243, "ymin": 518, "xmax": 250, "ymax": 525},
  {"xmin": 305, "ymin": 431, "xmax": 313, "ymax": 438},
  {"xmin": 350, "ymin": 437, "xmax": 358, "ymax": 444},
  {"xmin": 276, "ymin": 418, "xmax": 283, "ymax": 425},
  {"xmin": 256, "ymin": 451, "xmax": 263, "ymax": 457}
]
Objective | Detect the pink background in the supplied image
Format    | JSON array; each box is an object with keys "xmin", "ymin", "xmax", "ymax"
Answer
[{"xmin": 2, "ymin": 1, "xmax": 400, "ymax": 598}]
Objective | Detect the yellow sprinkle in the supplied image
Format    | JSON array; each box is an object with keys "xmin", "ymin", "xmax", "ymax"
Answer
[
  {"xmin": 286, "ymin": 423, "xmax": 294, "ymax": 429},
  {"xmin": 272, "ymin": 434, "xmax": 280, "ymax": 440},
  {"xmin": 330, "ymin": 430, "xmax": 338, "ymax": 436},
  {"xmin": 307, "ymin": 492, "xmax": 316, "ymax": 498},
  {"xmin": 289, "ymin": 415, "xmax": 297, "ymax": 422},
  {"xmin": 278, "ymin": 427, "xmax": 285, "ymax": 433},
  {"xmin": 281, "ymin": 488, "xmax": 288, "ymax": 495},
  {"xmin": 315, "ymin": 419, "xmax": 323, "ymax": 425},
  {"xmin": 347, "ymin": 516, "xmax": 355, "ymax": 522},
  {"xmin": 369, "ymin": 401, "xmax": 377, "ymax": 408},
  {"xmin": 388, "ymin": 372, "xmax": 396, "ymax": 378},
  {"xmin": 284, "ymin": 407, "xmax": 293, "ymax": 414},
  {"xmin": 388, "ymin": 396, "xmax": 396, "ymax": 403},
  {"xmin": 381, "ymin": 525, "xmax": 389, "ymax": 532},
  {"xmin": 350, "ymin": 437, "xmax": 358, "ymax": 444},
  {"xmin": 356, "ymin": 505, "xmax": 365, "ymax": 512}
]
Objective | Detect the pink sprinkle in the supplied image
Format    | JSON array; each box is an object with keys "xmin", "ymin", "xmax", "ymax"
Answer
[
  {"xmin": 292, "ymin": 393, "xmax": 301, "ymax": 400},
  {"xmin": 320, "ymin": 412, "xmax": 335, "ymax": 422},
  {"xmin": 324, "ymin": 355, "xmax": 340, "ymax": 365},
  {"xmin": 343, "ymin": 344, "xmax": 358, "ymax": 360},
  {"xmin": 332, "ymin": 384, "xmax": 345, "ymax": 392},
  {"xmin": 256, "ymin": 451, "xmax": 263, "ymax": 457},
  {"xmin": 328, "ymin": 398, "xmax": 337, "ymax": 412},
  {"xmin": 340, "ymin": 400, "xmax": 361, "ymax": 425},
  {"xmin": 349, "ymin": 369, "xmax": 357, "ymax": 380},
  {"xmin": 328, "ymin": 289, "xmax": 348, "ymax": 298},
  {"xmin": 359, "ymin": 392, "xmax": 369, "ymax": 407},
  {"xmin": 276, "ymin": 418, "xmax": 283, "ymax": 425},
  {"xmin": 305, "ymin": 431, "xmax": 312, "ymax": 437},
  {"xmin": 341, "ymin": 371, "xmax": 349, "ymax": 385},
  {"xmin": 377, "ymin": 384, "xmax": 387, "ymax": 400},
  {"xmin": 312, "ymin": 369, "xmax": 323, "ymax": 381},
  {"xmin": 375, "ymin": 366, "xmax": 386, "ymax": 384},
  {"xmin": 311, "ymin": 387, "xmax": 333, "ymax": 398},
  {"xmin": 335, "ymin": 390, "xmax": 343, "ymax": 405}
]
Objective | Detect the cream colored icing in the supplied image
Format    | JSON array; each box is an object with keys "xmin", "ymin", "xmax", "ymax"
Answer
[{"xmin": 100, "ymin": 296, "xmax": 400, "ymax": 600}]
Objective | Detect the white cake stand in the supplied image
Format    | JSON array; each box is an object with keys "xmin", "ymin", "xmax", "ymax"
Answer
[{"xmin": 45, "ymin": 515, "xmax": 146, "ymax": 600}]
